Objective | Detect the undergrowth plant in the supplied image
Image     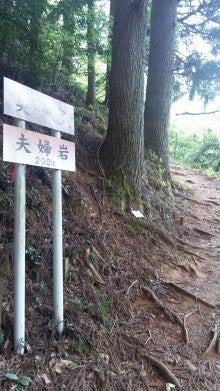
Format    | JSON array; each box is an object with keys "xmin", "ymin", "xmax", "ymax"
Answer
[
  {"xmin": 170, "ymin": 126, "xmax": 220, "ymax": 177},
  {"xmin": 0, "ymin": 189, "xmax": 13, "ymax": 207}
]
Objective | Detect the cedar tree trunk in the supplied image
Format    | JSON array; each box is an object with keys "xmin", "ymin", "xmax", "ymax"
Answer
[
  {"xmin": 144, "ymin": 0, "xmax": 178, "ymax": 181},
  {"xmin": 86, "ymin": 0, "xmax": 96, "ymax": 107},
  {"xmin": 100, "ymin": 0, "xmax": 147, "ymax": 207}
]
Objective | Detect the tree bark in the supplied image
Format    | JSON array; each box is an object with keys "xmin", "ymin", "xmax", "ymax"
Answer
[
  {"xmin": 86, "ymin": 0, "xmax": 96, "ymax": 107},
  {"xmin": 100, "ymin": 0, "xmax": 147, "ymax": 207},
  {"xmin": 103, "ymin": 0, "xmax": 114, "ymax": 106},
  {"xmin": 27, "ymin": 0, "xmax": 47, "ymax": 88},
  {"xmin": 144, "ymin": 0, "xmax": 178, "ymax": 181}
]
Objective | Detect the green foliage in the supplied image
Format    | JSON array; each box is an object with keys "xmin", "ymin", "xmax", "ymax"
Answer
[
  {"xmin": 26, "ymin": 187, "xmax": 41, "ymax": 210},
  {"xmin": 145, "ymin": 151, "xmax": 169, "ymax": 188},
  {"xmin": 25, "ymin": 243, "xmax": 41, "ymax": 265},
  {"xmin": 0, "ymin": 0, "xmax": 48, "ymax": 86},
  {"xmin": 170, "ymin": 126, "xmax": 220, "ymax": 177},
  {"xmin": 40, "ymin": 0, "xmax": 109, "ymax": 98},
  {"xmin": 0, "ymin": 0, "xmax": 219, "ymax": 105},
  {"xmin": 0, "ymin": 330, "xmax": 4, "ymax": 345},
  {"xmin": 177, "ymin": 1, "xmax": 220, "ymax": 102},
  {"xmin": 0, "ymin": 0, "xmax": 109, "ymax": 101},
  {"xmin": 189, "ymin": 57, "xmax": 220, "ymax": 104},
  {"xmin": 192, "ymin": 129, "xmax": 220, "ymax": 172},
  {"xmin": 99, "ymin": 295, "xmax": 110, "ymax": 327},
  {"xmin": 0, "ymin": 189, "xmax": 13, "ymax": 207},
  {"xmin": 5, "ymin": 373, "xmax": 32, "ymax": 389}
]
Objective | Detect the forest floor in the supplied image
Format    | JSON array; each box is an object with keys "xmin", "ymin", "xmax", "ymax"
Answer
[
  {"xmin": 169, "ymin": 164, "xmax": 220, "ymax": 308},
  {"xmin": 0, "ymin": 108, "xmax": 220, "ymax": 390}
]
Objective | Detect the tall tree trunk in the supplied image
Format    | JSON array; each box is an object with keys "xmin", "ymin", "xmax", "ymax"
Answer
[
  {"xmin": 86, "ymin": 0, "xmax": 96, "ymax": 107},
  {"xmin": 27, "ymin": 0, "xmax": 46, "ymax": 88},
  {"xmin": 62, "ymin": 1, "xmax": 75, "ymax": 86},
  {"xmin": 103, "ymin": 0, "xmax": 114, "ymax": 106},
  {"xmin": 100, "ymin": 0, "xmax": 147, "ymax": 207},
  {"xmin": 144, "ymin": 0, "xmax": 178, "ymax": 181}
]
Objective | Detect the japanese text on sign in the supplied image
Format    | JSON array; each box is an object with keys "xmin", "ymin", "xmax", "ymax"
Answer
[
  {"xmin": 4, "ymin": 78, "xmax": 74, "ymax": 135},
  {"xmin": 3, "ymin": 124, "xmax": 75, "ymax": 172}
]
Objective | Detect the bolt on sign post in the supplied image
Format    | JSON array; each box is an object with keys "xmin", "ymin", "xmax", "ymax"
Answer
[{"xmin": 3, "ymin": 77, "xmax": 75, "ymax": 353}]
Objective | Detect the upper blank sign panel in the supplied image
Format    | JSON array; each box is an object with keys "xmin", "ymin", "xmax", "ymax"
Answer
[{"xmin": 4, "ymin": 77, "xmax": 74, "ymax": 135}]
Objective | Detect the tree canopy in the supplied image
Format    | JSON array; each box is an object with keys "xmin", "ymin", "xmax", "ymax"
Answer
[{"xmin": 0, "ymin": 0, "xmax": 219, "ymax": 202}]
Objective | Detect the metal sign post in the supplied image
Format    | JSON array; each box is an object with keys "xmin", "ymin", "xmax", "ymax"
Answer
[
  {"xmin": 13, "ymin": 118, "xmax": 26, "ymax": 354},
  {"xmin": 3, "ymin": 77, "xmax": 75, "ymax": 352},
  {"xmin": 52, "ymin": 130, "xmax": 63, "ymax": 334}
]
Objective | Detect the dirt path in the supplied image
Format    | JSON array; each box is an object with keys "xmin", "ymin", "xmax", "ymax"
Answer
[{"xmin": 171, "ymin": 164, "xmax": 220, "ymax": 306}]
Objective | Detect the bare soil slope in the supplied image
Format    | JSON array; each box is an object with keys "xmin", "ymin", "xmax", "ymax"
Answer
[{"xmin": 0, "ymin": 115, "xmax": 220, "ymax": 390}]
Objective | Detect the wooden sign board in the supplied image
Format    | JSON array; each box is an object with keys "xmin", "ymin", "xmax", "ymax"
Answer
[
  {"xmin": 3, "ymin": 124, "xmax": 75, "ymax": 172},
  {"xmin": 4, "ymin": 78, "xmax": 74, "ymax": 135}
]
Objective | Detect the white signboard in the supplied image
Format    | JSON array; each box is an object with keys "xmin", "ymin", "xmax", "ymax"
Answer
[
  {"xmin": 3, "ymin": 124, "xmax": 75, "ymax": 172},
  {"xmin": 4, "ymin": 78, "xmax": 74, "ymax": 135}
]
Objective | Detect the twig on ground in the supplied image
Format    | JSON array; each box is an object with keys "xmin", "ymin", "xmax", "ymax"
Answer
[
  {"xmin": 90, "ymin": 184, "xmax": 103, "ymax": 217},
  {"xmin": 126, "ymin": 280, "xmax": 138, "ymax": 295},
  {"xmin": 138, "ymin": 366, "xmax": 150, "ymax": 390},
  {"xmin": 183, "ymin": 311, "xmax": 198, "ymax": 345},
  {"xmin": 144, "ymin": 330, "xmax": 152, "ymax": 345},
  {"xmin": 88, "ymin": 262, "xmax": 105, "ymax": 284},
  {"xmin": 85, "ymin": 248, "xmax": 105, "ymax": 284},
  {"xmin": 91, "ymin": 246, "xmax": 107, "ymax": 264},
  {"xmin": 192, "ymin": 255, "xmax": 199, "ymax": 266},
  {"xmin": 183, "ymin": 314, "xmax": 189, "ymax": 345}
]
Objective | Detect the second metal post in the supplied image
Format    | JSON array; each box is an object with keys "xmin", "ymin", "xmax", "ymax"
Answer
[{"xmin": 52, "ymin": 130, "xmax": 64, "ymax": 334}]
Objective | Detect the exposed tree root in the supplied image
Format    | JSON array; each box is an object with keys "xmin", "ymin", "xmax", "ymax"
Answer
[
  {"xmin": 141, "ymin": 286, "xmax": 188, "ymax": 343},
  {"xmin": 183, "ymin": 311, "xmax": 198, "ymax": 345},
  {"xmin": 206, "ymin": 199, "xmax": 220, "ymax": 206},
  {"xmin": 184, "ymin": 196, "xmax": 207, "ymax": 205},
  {"xmin": 203, "ymin": 324, "xmax": 219, "ymax": 356},
  {"xmin": 148, "ymin": 223, "xmax": 209, "ymax": 262},
  {"xmin": 175, "ymin": 236, "xmax": 212, "ymax": 250},
  {"xmin": 118, "ymin": 331, "xmax": 182, "ymax": 389},
  {"xmin": 165, "ymin": 281, "xmax": 216, "ymax": 309},
  {"xmin": 176, "ymin": 244, "xmax": 210, "ymax": 262},
  {"xmin": 193, "ymin": 228, "xmax": 215, "ymax": 237},
  {"xmin": 147, "ymin": 354, "xmax": 182, "ymax": 389},
  {"xmin": 150, "ymin": 225, "xmax": 177, "ymax": 248}
]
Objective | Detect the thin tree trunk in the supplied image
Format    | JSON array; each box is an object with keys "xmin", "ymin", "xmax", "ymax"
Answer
[
  {"xmin": 86, "ymin": 0, "xmax": 96, "ymax": 107},
  {"xmin": 144, "ymin": 0, "xmax": 178, "ymax": 181}
]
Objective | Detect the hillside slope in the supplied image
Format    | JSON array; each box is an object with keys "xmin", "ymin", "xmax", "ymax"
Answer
[{"xmin": 0, "ymin": 107, "xmax": 220, "ymax": 390}]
